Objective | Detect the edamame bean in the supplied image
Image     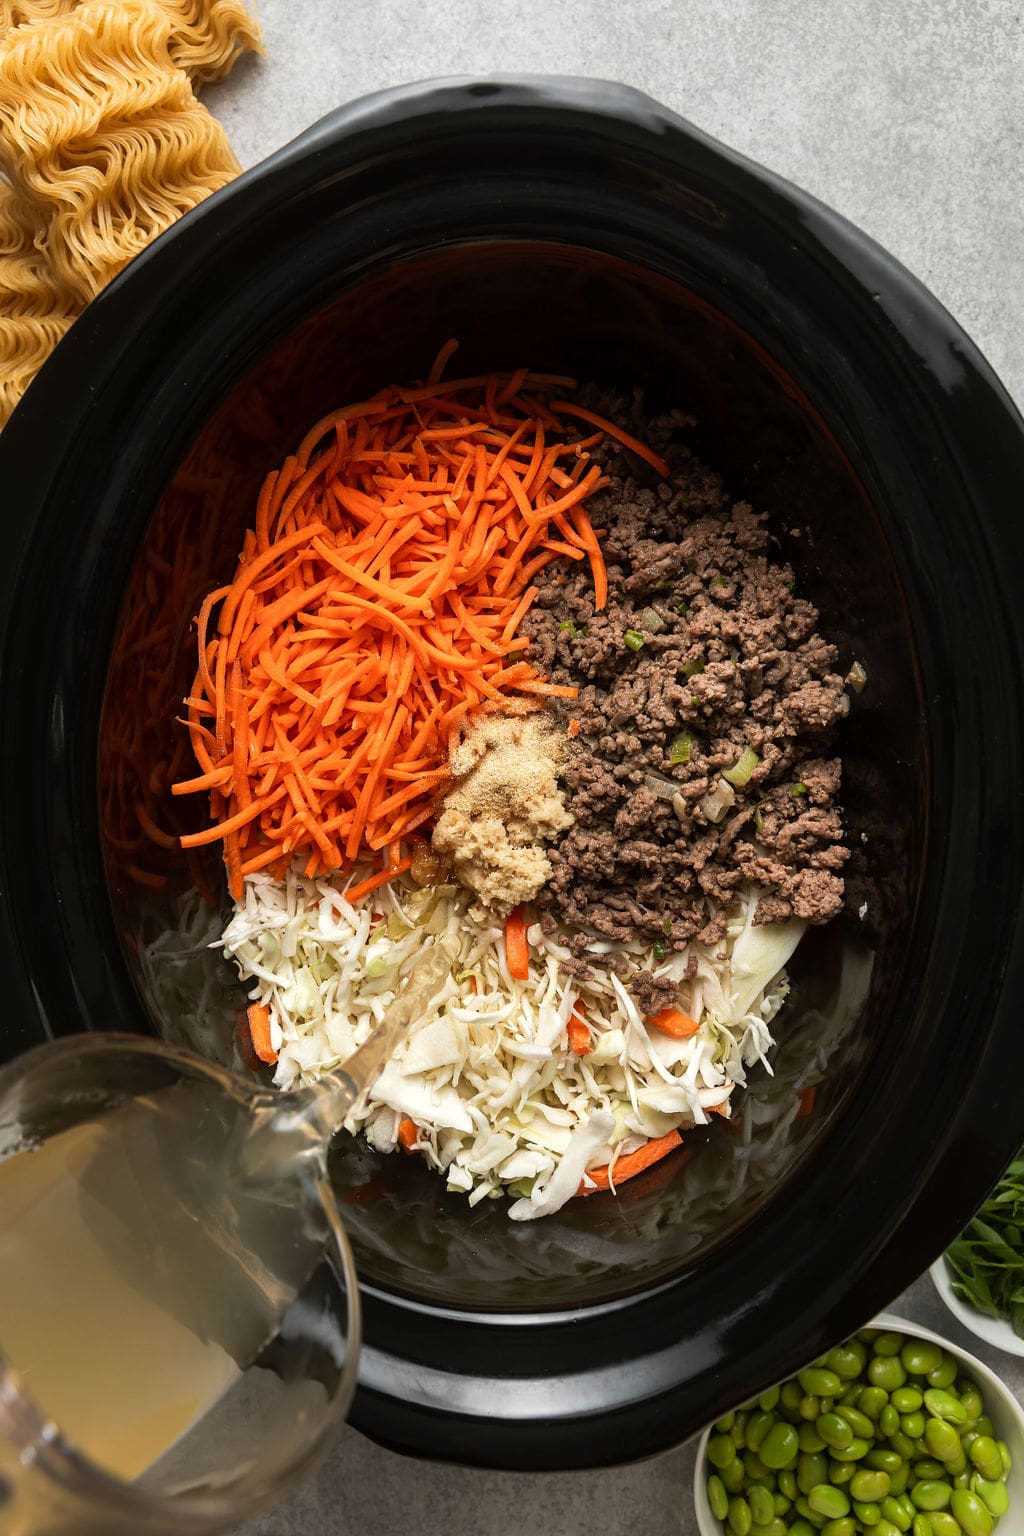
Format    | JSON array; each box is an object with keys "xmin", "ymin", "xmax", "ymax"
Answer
[
  {"xmin": 728, "ymin": 1496, "xmax": 753, "ymax": 1536},
  {"xmin": 800, "ymin": 1424, "xmax": 827, "ymax": 1453},
  {"xmin": 959, "ymin": 1385, "xmax": 983, "ymax": 1423},
  {"xmin": 779, "ymin": 1470, "xmax": 798, "ymax": 1500},
  {"xmin": 925, "ymin": 1420, "xmax": 962, "ymax": 1464},
  {"xmin": 891, "ymin": 1435, "xmax": 918, "ymax": 1463},
  {"xmin": 774, "ymin": 1493, "xmax": 792, "ymax": 1518},
  {"xmin": 923, "ymin": 1392, "xmax": 967, "ymax": 1427},
  {"xmin": 840, "ymin": 1386, "xmax": 863, "ymax": 1408},
  {"xmin": 868, "ymin": 1450, "xmax": 904, "ymax": 1475},
  {"xmin": 996, "ymin": 1442, "xmax": 1011, "ymax": 1476},
  {"xmin": 859, "ymin": 1390, "xmax": 889, "ymax": 1422},
  {"xmin": 844, "ymin": 1406, "xmax": 876, "ymax": 1438},
  {"xmin": 746, "ymin": 1412, "xmax": 774, "ymax": 1453},
  {"xmin": 809, "ymin": 1486, "xmax": 851, "ymax": 1520},
  {"xmin": 749, "ymin": 1485, "xmax": 776, "ymax": 1525},
  {"xmin": 890, "ymin": 1467, "xmax": 911, "ymax": 1497},
  {"xmin": 973, "ymin": 1418, "xmax": 994, "ymax": 1442},
  {"xmin": 893, "ymin": 1388, "xmax": 924, "ymax": 1414},
  {"xmin": 881, "ymin": 1406, "xmax": 901, "ymax": 1437},
  {"xmin": 926, "ymin": 1517, "xmax": 961, "ymax": 1536},
  {"xmin": 760, "ymin": 1522, "xmax": 788, "ymax": 1536},
  {"xmin": 828, "ymin": 1460, "xmax": 855, "ymax": 1484},
  {"xmin": 818, "ymin": 1414, "xmax": 855, "ymax": 1451},
  {"xmin": 871, "ymin": 1358, "xmax": 908, "ymax": 1392},
  {"xmin": 744, "ymin": 1453, "xmax": 770, "ymax": 1481},
  {"xmin": 903, "ymin": 1414, "xmax": 927, "ymax": 1440},
  {"xmin": 831, "ymin": 1438, "xmax": 871, "ymax": 1463},
  {"xmin": 946, "ymin": 1453, "xmax": 967, "ymax": 1479},
  {"xmin": 822, "ymin": 1519, "xmax": 857, "ymax": 1536},
  {"xmin": 911, "ymin": 1483, "xmax": 953, "ymax": 1512},
  {"xmin": 927, "ymin": 1359, "xmax": 958, "ymax": 1391},
  {"xmin": 967, "ymin": 1439, "xmax": 1002, "ymax": 1483},
  {"xmin": 790, "ymin": 1522, "xmax": 817, "ymax": 1536},
  {"xmin": 949, "ymin": 1490, "xmax": 993, "ymax": 1536},
  {"xmin": 801, "ymin": 1396, "xmax": 823, "ymax": 1422},
  {"xmin": 881, "ymin": 1496, "xmax": 912, "ymax": 1531},
  {"xmin": 874, "ymin": 1333, "xmax": 905, "ymax": 1358},
  {"xmin": 721, "ymin": 1458, "xmax": 745, "ymax": 1493},
  {"xmin": 829, "ymin": 1345, "xmax": 866, "ymax": 1381},
  {"xmin": 955, "ymin": 1473, "xmax": 972, "ymax": 1491},
  {"xmin": 913, "ymin": 1515, "xmax": 934, "ymax": 1536},
  {"xmin": 915, "ymin": 1463, "xmax": 947, "ymax": 1482},
  {"xmin": 732, "ymin": 1414, "xmax": 749, "ymax": 1446},
  {"xmin": 760, "ymin": 1423, "xmax": 799, "ymax": 1470},
  {"xmin": 800, "ymin": 1453, "xmax": 830, "ymax": 1494},
  {"xmin": 854, "ymin": 1502, "xmax": 882, "ymax": 1526},
  {"xmin": 782, "ymin": 1382, "xmax": 804, "ymax": 1414},
  {"xmin": 796, "ymin": 1498, "xmax": 828, "ymax": 1529},
  {"xmin": 801, "ymin": 1369, "xmax": 843, "ymax": 1398},
  {"xmin": 971, "ymin": 1478, "xmax": 1009, "ymax": 1519},
  {"xmin": 708, "ymin": 1434, "xmax": 737, "ymax": 1469},
  {"xmin": 717, "ymin": 1412, "xmax": 737, "ymax": 1432},
  {"xmin": 852, "ymin": 1471, "xmax": 893, "ymax": 1502},
  {"xmin": 759, "ymin": 1386, "xmax": 781, "ymax": 1412},
  {"xmin": 901, "ymin": 1343, "xmax": 943, "ymax": 1378},
  {"xmin": 876, "ymin": 1523, "xmax": 905, "ymax": 1536},
  {"xmin": 708, "ymin": 1475, "xmax": 730, "ymax": 1520}
]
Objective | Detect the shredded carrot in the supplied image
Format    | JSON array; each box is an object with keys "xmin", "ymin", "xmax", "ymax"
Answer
[
  {"xmin": 344, "ymin": 855, "xmax": 414, "ymax": 905},
  {"xmin": 797, "ymin": 1084, "xmax": 817, "ymax": 1118},
  {"xmin": 648, "ymin": 1008, "xmax": 701, "ymax": 1039},
  {"xmin": 576, "ymin": 1129, "xmax": 683, "ymax": 1197},
  {"xmin": 567, "ymin": 1008, "xmax": 591, "ymax": 1055},
  {"xmin": 397, "ymin": 1117, "xmax": 419, "ymax": 1151},
  {"xmin": 567, "ymin": 718, "xmax": 581, "ymax": 738},
  {"xmin": 505, "ymin": 905, "xmax": 530, "ymax": 980},
  {"xmin": 549, "ymin": 399, "xmax": 671, "ymax": 479},
  {"xmin": 247, "ymin": 1001, "xmax": 277, "ymax": 1065},
  {"xmin": 173, "ymin": 365, "xmax": 661, "ymax": 899}
]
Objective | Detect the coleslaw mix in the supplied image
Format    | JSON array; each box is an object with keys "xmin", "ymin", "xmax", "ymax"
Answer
[{"xmin": 219, "ymin": 871, "xmax": 804, "ymax": 1221}]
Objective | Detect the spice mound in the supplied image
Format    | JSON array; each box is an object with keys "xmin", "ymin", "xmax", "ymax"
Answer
[{"xmin": 431, "ymin": 713, "xmax": 574, "ymax": 916}]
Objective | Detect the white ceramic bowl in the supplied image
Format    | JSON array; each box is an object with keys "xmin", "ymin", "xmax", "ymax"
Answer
[
  {"xmin": 693, "ymin": 1312, "xmax": 1024, "ymax": 1536},
  {"xmin": 930, "ymin": 1258, "xmax": 1024, "ymax": 1361}
]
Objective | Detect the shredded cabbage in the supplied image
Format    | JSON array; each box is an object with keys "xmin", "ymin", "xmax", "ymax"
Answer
[{"xmin": 218, "ymin": 870, "xmax": 795, "ymax": 1220}]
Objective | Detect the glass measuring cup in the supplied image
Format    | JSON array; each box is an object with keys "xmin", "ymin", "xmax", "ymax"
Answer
[{"xmin": 0, "ymin": 942, "xmax": 450, "ymax": 1535}]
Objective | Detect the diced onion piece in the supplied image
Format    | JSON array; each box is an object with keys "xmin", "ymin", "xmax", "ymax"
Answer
[
  {"xmin": 702, "ymin": 777, "xmax": 736, "ymax": 823},
  {"xmin": 638, "ymin": 606, "xmax": 666, "ymax": 634},
  {"xmin": 722, "ymin": 746, "xmax": 759, "ymax": 788},
  {"xmin": 644, "ymin": 772, "xmax": 679, "ymax": 801}
]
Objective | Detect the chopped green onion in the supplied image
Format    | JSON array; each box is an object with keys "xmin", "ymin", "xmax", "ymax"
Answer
[
  {"xmin": 624, "ymin": 629, "xmax": 645, "ymax": 651},
  {"xmin": 662, "ymin": 916, "xmax": 672, "ymax": 937},
  {"xmin": 702, "ymin": 777, "xmax": 737, "ymax": 824},
  {"xmin": 709, "ymin": 575, "xmax": 726, "ymax": 588},
  {"xmin": 558, "ymin": 620, "xmax": 577, "ymax": 637},
  {"xmin": 669, "ymin": 731, "xmax": 693, "ymax": 766},
  {"xmin": 790, "ymin": 781, "xmax": 808, "ymax": 797},
  {"xmin": 846, "ymin": 660, "xmax": 868, "ymax": 693},
  {"xmin": 682, "ymin": 659, "xmax": 704, "ymax": 678},
  {"xmin": 690, "ymin": 694, "xmax": 699, "ymax": 706},
  {"xmin": 754, "ymin": 806, "xmax": 764, "ymax": 836},
  {"xmin": 722, "ymin": 746, "xmax": 759, "ymax": 788},
  {"xmin": 653, "ymin": 941, "xmax": 665, "ymax": 960},
  {"xmin": 677, "ymin": 601, "xmax": 689, "ymax": 616}
]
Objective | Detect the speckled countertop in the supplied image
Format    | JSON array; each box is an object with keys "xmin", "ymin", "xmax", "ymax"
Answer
[{"xmin": 209, "ymin": 5, "xmax": 1024, "ymax": 1530}]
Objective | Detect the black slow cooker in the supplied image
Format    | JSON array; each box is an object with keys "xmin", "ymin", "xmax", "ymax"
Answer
[{"xmin": 2, "ymin": 77, "xmax": 1024, "ymax": 1469}]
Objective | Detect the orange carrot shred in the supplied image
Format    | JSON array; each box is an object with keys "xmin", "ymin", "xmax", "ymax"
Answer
[
  {"xmin": 797, "ymin": 1085, "xmax": 817, "ymax": 1118},
  {"xmin": 247, "ymin": 1002, "xmax": 277, "ymax": 1065},
  {"xmin": 397, "ymin": 1117, "xmax": 419, "ymax": 1151},
  {"xmin": 505, "ymin": 905, "xmax": 530, "ymax": 980},
  {"xmin": 648, "ymin": 1008, "xmax": 701, "ymax": 1039},
  {"xmin": 576, "ymin": 1130, "xmax": 683, "ymax": 1198},
  {"xmin": 567, "ymin": 1008, "xmax": 591, "ymax": 1055}
]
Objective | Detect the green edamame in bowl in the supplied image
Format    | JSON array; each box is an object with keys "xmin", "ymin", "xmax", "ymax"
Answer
[{"xmin": 693, "ymin": 1316, "xmax": 1024, "ymax": 1536}]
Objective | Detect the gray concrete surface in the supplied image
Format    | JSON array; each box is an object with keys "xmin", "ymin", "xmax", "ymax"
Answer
[{"xmin": 210, "ymin": 4, "xmax": 1024, "ymax": 1530}]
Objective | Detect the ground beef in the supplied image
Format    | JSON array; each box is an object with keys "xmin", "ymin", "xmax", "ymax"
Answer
[{"xmin": 520, "ymin": 393, "xmax": 850, "ymax": 960}]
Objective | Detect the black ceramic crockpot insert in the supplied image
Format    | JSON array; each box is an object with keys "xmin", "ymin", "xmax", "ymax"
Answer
[{"xmin": 1, "ymin": 78, "xmax": 1023, "ymax": 1469}]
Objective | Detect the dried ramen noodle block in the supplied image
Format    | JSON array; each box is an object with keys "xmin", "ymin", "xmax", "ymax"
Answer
[
  {"xmin": 0, "ymin": 0, "xmax": 262, "ymax": 83},
  {"xmin": 0, "ymin": 0, "xmax": 241, "ymax": 306},
  {"xmin": 0, "ymin": 177, "xmax": 76, "ymax": 425}
]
